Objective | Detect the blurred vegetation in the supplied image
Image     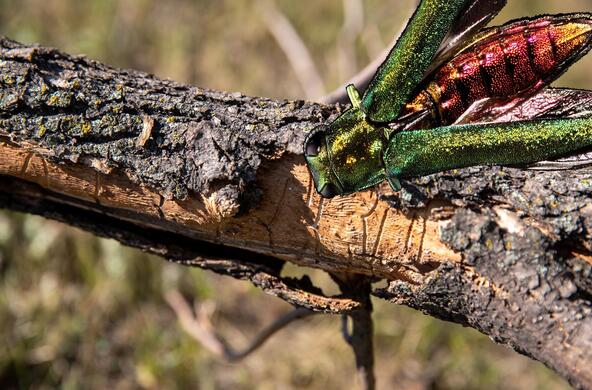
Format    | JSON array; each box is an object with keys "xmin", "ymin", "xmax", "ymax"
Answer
[{"xmin": 1, "ymin": 0, "xmax": 590, "ymax": 388}]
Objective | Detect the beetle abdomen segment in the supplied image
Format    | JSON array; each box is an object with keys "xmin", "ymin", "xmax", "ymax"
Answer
[{"xmin": 405, "ymin": 15, "xmax": 592, "ymax": 125}]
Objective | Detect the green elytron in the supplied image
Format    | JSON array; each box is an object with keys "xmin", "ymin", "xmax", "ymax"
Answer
[{"xmin": 304, "ymin": 0, "xmax": 592, "ymax": 198}]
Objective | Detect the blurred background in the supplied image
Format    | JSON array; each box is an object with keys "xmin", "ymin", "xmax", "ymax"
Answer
[{"xmin": 1, "ymin": 0, "xmax": 591, "ymax": 388}]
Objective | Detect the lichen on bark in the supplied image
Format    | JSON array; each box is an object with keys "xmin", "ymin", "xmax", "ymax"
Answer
[{"xmin": 0, "ymin": 37, "xmax": 335, "ymax": 217}]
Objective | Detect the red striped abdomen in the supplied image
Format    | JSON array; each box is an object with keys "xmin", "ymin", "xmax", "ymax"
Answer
[{"xmin": 405, "ymin": 15, "xmax": 592, "ymax": 125}]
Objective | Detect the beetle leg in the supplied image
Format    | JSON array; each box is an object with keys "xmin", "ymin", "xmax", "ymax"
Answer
[
  {"xmin": 453, "ymin": 96, "xmax": 527, "ymax": 124},
  {"xmin": 386, "ymin": 175, "xmax": 402, "ymax": 191}
]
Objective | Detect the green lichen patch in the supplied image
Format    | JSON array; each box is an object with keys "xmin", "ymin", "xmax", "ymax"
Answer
[
  {"xmin": 99, "ymin": 114, "xmax": 118, "ymax": 128},
  {"xmin": 113, "ymin": 84, "xmax": 125, "ymax": 100},
  {"xmin": 81, "ymin": 121, "xmax": 92, "ymax": 136},
  {"xmin": 2, "ymin": 74, "xmax": 15, "ymax": 86},
  {"xmin": 46, "ymin": 91, "xmax": 73, "ymax": 108},
  {"xmin": 37, "ymin": 123, "xmax": 47, "ymax": 137}
]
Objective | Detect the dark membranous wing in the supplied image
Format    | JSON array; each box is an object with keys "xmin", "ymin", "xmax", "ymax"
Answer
[
  {"xmin": 492, "ymin": 88, "xmax": 592, "ymax": 170},
  {"xmin": 489, "ymin": 88, "xmax": 592, "ymax": 123},
  {"xmin": 528, "ymin": 152, "xmax": 592, "ymax": 170}
]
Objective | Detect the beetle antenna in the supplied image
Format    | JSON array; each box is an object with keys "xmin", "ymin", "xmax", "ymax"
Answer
[{"xmin": 346, "ymin": 84, "xmax": 362, "ymax": 109}]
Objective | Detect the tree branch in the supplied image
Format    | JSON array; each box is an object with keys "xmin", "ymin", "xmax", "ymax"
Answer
[
  {"xmin": 337, "ymin": 276, "xmax": 375, "ymax": 390},
  {"xmin": 1, "ymin": 38, "xmax": 592, "ymax": 388},
  {"xmin": 258, "ymin": 0, "xmax": 326, "ymax": 99},
  {"xmin": 165, "ymin": 289, "xmax": 315, "ymax": 362}
]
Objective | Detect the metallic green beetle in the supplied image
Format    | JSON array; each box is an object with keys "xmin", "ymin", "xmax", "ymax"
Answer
[{"xmin": 304, "ymin": 0, "xmax": 592, "ymax": 198}]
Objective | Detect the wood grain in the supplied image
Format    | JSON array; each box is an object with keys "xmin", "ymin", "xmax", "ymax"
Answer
[{"xmin": 0, "ymin": 141, "xmax": 459, "ymax": 280}]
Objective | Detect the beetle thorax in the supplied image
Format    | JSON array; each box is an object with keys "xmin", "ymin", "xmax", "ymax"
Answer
[{"xmin": 325, "ymin": 109, "xmax": 386, "ymax": 194}]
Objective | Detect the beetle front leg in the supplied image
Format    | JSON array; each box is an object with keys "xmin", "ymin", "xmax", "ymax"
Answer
[{"xmin": 385, "ymin": 175, "xmax": 402, "ymax": 192}]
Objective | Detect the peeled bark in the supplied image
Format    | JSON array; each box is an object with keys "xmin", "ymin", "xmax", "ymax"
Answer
[{"xmin": 0, "ymin": 38, "xmax": 591, "ymax": 389}]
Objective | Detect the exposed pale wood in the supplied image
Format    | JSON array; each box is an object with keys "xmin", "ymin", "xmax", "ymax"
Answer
[{"xmin": 0, "ymin": 141, "xmax": 459, "ymax": 281}]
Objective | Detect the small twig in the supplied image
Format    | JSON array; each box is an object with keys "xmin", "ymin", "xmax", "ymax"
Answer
[
  {"xmin": 318, "ymin": 47, "xmax": 390, "ymax": 104},
  {"xmin": 341, "ymin": 313, "xmax": 353, "ymax": 345},
  {"xmin": 348, "ymin": 308, "xmax": 376, "ymax": 390},
  {"xmin": 332, "ymin": 274, "xmax": 376, "ymax": 390},
  {"xmin": 165, "ymin": 289, "xmax": 316, "ymax": 362},
  {"xmin": 337, "ymin": 0, "xmax": 365, "ymax": 82},
  {"xmin": 258, "ymin": 0, "xmax": 326, "ymax": 99},
  {"xmin": 319, "ymin": 0, "xmax": 419, "ymax": 104},
  {"xmin": 179, "ymin": 258, "xmax": 364, "ymax": 314}
]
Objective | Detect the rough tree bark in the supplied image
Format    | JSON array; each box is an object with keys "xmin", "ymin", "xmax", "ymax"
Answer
[{"xmin": 0, "ymin": 38, "xmax": 591, "ymax": 389}]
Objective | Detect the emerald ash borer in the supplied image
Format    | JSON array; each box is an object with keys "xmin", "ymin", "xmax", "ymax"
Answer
[{"xmin": 304, "ymin": 0, "xmax": 592, "ymax": 198}]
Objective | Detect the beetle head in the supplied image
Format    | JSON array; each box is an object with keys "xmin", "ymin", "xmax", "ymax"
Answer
[
  {"xmin": 305, "ymin": 84, "xmax": 387, "ymax": 198},
  {"xmin": 304, "ymin": 125, "xmax": 343, "ymax": 198},
  {"xmin": 305, "ymin": 109, "xmax": 386, "ymax": 198}
]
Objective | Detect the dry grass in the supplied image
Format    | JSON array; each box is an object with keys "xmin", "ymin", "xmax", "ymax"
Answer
[{"xmin": 1, "ymin": 0, "xmax": 590, "ymax": 388}]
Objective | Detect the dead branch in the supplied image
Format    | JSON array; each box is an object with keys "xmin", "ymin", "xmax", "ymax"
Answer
[
  {"xmin": 1, "ymin": 38, "xmax": 592, "ymax": 389},
  {"xmin": 165, "ymin": 289, "xmax": 315, "ymax": 362},
  {"xmin": 319, "ymin": 41, "xmax": 391, "ymax": 104},
  {"xmin": 320, "ymin": 0, "xmax": 419, "ymax": 104},
  {"xmin": 337, "ymin": 276, "xmax": 376, "ymax": 390},
  {"xmin": 337, "ymin": 0, "xmax": 365, "ymax": 82},
  {"xmin": 259, "ymin": 0, "xmax": 325, "ymax": 99}
]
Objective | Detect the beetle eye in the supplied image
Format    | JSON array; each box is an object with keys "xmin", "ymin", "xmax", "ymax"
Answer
[
  {"xmin": 319, "ymin": 183, "xmax": 339, "ymax": 198},
  {"xmin": 304, "ymin": 129, "xmax": 326, "ymax": 157}
]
